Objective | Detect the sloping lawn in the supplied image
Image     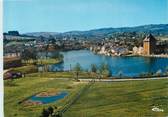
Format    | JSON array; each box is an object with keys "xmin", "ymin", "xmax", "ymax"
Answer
[
  {"xmin": 27, "ymin": 71, "xmax": 97, "ymax": 79},
  {"xmin": 12, "ymin": 65, "xmax": 37, "ymax": 74},
  {"xmin": 64, "ymin": 79, "xmax": 168, "ymax": 117},
  {"xmin": 4, "ymin": 77, "xmax": 85, "ymax": 117},
  {"xmin": 22, "ymin": 58, "xmax": 62, "ymax": 65}
]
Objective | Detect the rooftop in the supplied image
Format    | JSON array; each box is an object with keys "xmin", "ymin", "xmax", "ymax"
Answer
[{"xmin": 143, "ymin": 34, "xmax": 156, "ymax": 42}]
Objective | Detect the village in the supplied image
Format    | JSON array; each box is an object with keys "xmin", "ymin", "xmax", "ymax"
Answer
[
  {"xmin": 4, "ymin": 31, "xmax": 168, "ymax": 58},
  {"xmin": 90, "ymin": 34, "xmax": 168, "ymax": 57}
]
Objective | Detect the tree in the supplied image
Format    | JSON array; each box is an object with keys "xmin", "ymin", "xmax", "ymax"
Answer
[
  {"xmin": 90, "ymin": 64, "xmax": 97, "ymax": 78},
  {"xmin": 45, "ymin": 44, "xmax": 49, "ymax": 59},
  {"xmin": 40, "ymin": 108, "xmax": 50, "ymax": 117},
  {"xmin": 51, "ymin": 52, "xmax": 64, "ymax": 62},
  {"xmin": 40, "ymin": 107, "xmax": 55, "ymax": 117},
  {"xmin": 48, "ymin": 35, "xmax": 56, "ymax": 44},
  {"xmin": 20, "ymin": 49, "xmax": 29, "ymax": 63},
  {"xmin": 156, "ymin": 69, "xmax": 162, "ymax": 76},
  {"xmin": 99, "ymin": 63, "xmax": 110, "ymax": 78},
  {"xmin": 73, "ymin": 63, "xmax": 82, "ymax": 80},
  {"xmin": 21, "ymin": 48, "xmax": 37, "ymax": 64},
  {"xmin": 91, "ymin": 64, "xmax": 97, "ymax": 73},
  {"xmin": 8, "ymin": 31, "xmax": 19, "ymax": 36},
  {"xmin": 48, "ymin": 106, "xmax": 54, "ymax": 115},
  {"xmin": 118, "ymin": 71, "xmax": 123, "ymax": 78},
  {"xmin": 96, "ymin": 69, "xmax": 102, "ymax": 79},
  {"xmin": 166, "ymin": 66, "xmax": 168, "ymax": 74},
  {"xmin": 58, "ymin": 54, "xmax": 63, "ymax": 61}
]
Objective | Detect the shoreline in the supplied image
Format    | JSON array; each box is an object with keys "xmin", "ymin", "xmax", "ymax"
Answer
[
  {"xmin": 91, "ymin": 50, "xmax": 168, "ymax": 58},
  {"xmin": 141, "ymin": 54, "xmax": 168, "ymax": 58}
]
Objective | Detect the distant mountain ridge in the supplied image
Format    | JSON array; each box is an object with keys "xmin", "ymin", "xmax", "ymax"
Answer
[
  {"xmin": 25, "ymin": 32, "xmax": 60, "ymax": 38},
  {"xmin": 24, "ymin": 24, "xmax": 168, "ymax": 39}
]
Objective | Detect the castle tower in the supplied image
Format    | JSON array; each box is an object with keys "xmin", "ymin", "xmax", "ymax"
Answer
[{"xmin": 143, "ymin": 34, "xmax": 156, "ymax": 55}]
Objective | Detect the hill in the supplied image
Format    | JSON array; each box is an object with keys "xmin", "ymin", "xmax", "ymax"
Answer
[{"xmin": 23, "ymin": 24, "xmax": 168, "ymax": 40}]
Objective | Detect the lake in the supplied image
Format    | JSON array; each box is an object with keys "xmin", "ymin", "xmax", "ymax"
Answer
[{"xmin": 47, "ymin": 50, "xmax": 168, "ymax": 77}]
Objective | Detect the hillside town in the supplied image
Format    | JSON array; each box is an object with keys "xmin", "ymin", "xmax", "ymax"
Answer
[
  {"xmin": 90, "ymin": 34, "xmax": 168, "ymax": 57},
  {"xmin": 3, "ymin": 31, "xmax": 168, "ymax": 60}
]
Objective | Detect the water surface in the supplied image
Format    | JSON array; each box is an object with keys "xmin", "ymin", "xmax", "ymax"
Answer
[
  {"xmin": 48, "ymin": 50, "xmax": 168, "ymax": 77},
  {"xmin": 30, "ymin": 92, "xmax": 68, "ymax": 104}
]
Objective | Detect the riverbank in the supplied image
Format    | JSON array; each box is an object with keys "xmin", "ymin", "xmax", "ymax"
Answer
[
  {"xmin": 94, "ymin": 52, "xmax": 168, "ymax": 58},
  {"xmin": 125, "ymin": 54, "xmax": 168, "ymax": 58},
  {"xmin": 142, "ymin": 54, "xmax": 168, "ymax": 58}
]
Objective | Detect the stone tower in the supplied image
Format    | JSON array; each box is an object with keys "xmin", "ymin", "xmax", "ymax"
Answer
[{"xmin": 143, "ymin": 34, "xmax": 156, "ymax": 55}]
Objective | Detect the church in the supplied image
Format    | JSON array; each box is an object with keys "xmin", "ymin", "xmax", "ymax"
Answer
[
  {"xmin": 143, "ymin": 34, "xmax": 156, "ymax": 55},
  {"xmin": 143, "ymin": 34, "xmax": 168, "ymax": 55}
]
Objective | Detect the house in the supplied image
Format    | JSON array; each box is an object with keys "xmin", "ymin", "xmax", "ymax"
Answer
[
  {"xmin": 138, "ymin": 46, "xmax": 144, "ymax": 55},
  {"xmin": 133, "ymin": 46, "xmax": 138, "ymax": 54},
  {"xmin": 4, "ymin": 52, "xmax": 21, "ymax": 58}
]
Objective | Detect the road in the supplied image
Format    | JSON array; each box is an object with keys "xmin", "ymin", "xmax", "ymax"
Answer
[{"xmin": 78, "ymin": 77, "xmax": 168, "ymax": 82}]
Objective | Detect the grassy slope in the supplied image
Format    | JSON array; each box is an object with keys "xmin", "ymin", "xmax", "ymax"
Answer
[
  {"xmin": 27, "ymin": 72, "xmax": 97, "ymax": 79},
  {"xmin": 12, "ymin": 65, "xmax": 37, "ymax": 74},
  {"xmin": 22, "ymin": 58, "xmax": 62, "ymax": 65},
  {"xmin": 64, "ymin": 79, "xmax": 168, "ymax": 117},
  {"xmin": 4, "ymin": 77, "xmax": 85, "ymax": 117}
]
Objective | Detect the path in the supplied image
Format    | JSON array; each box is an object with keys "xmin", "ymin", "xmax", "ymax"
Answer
[
  {"xmin": 49, "ymin": 76, "xmax": 168, "ymax": 82},
  {"xmin": 79, "ymin": 77, "xmax": 168, "ymax": 82}
]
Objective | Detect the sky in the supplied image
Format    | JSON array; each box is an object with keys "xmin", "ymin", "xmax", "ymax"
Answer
[{"xmin": 3, "ymin": 0, "xmax": 168, "ymax": 33}]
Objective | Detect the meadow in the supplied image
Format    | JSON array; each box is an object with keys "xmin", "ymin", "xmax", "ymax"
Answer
[
  {"xmin": 64, "ymin": 79, "xmax": 168, "ymax": 117},
  {"xmin": 4, "ymin": 75, "xmax": 168, "ymax": 117},
  {"xmin": 4, "ymin": 77, "xmax": 85, "ymax": 117}
]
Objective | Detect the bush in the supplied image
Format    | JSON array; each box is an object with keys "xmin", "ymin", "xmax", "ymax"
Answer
[
  {"xmin": 40, "ymin": 106, "xmax": 54, "ymax": 117},
  {"xmin": 40, "ymin": 108, "xmax": 50, "ymax": 117}
]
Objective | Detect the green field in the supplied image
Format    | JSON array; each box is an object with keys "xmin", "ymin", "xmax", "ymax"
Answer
[
  {"xmin": 4, "ymin": 77, "xmax": 168, "ymax": 117},
  {"xmin": 64, "ymin": 79, "xmax": 168, "ymax": 117},
  {"xmin": 4, "ymin": 77, "xmax": 85, "ymax": 117}
]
